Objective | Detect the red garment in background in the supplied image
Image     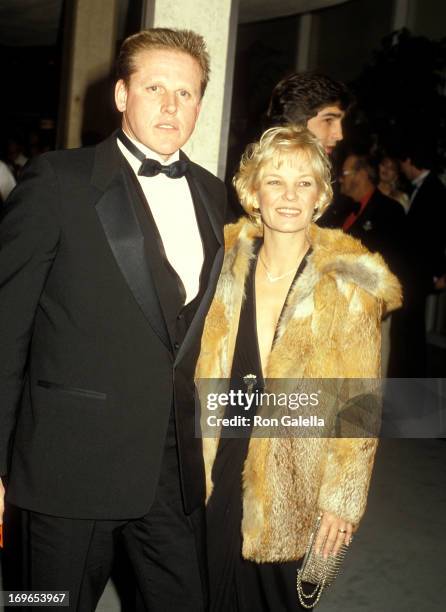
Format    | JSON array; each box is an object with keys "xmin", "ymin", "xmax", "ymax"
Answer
[{"xmin": 343, "ymin": 189, "xmax": 374, "ymax": 232}]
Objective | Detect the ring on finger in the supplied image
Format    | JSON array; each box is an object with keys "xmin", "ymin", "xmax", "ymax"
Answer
[{"xmin": 338, "ymin": 528, "xmax": 347, "ymax": 533}]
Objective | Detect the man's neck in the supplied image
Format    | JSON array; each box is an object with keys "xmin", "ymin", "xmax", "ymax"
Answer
[{"xmin": 121, "ymin": 129, "xmax": 179, "ymax": 163}]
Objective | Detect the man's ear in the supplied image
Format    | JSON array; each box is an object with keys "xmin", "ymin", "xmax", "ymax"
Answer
[{"xmin": 115, "ymin": 79, "xmax": 128, "ymax": 113}]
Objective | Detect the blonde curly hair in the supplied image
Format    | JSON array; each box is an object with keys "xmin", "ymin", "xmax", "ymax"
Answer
[{"xmin": 233, "ymin": 125, "xmax": 333, "ymax": 226}]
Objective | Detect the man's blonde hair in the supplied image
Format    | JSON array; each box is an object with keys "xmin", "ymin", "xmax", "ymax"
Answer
[
  {"xmin": 116, "ymin": 28, "xmax": 210, "ymax": 97},
  {"xmin": 233, "ymin": 125, "xmax": 333, "ymax": 226}
]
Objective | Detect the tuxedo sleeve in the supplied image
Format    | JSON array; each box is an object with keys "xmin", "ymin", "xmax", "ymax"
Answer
[{"xmin": 0, "ymin": 155, "xmax": 61, "ymax": 475}]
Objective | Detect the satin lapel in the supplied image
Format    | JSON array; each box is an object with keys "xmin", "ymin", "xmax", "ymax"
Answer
[
  {"xmin": 175, "ymin": 162, "xmax": 225, "ymax": 366},
  {"xmin": 174, "ymin": 245, "xmax": 224, "ymax": 366},
  {"xmin": 184, "ymin": 159, "xmax": 224, "ymax": 248},
  {"xmin": 93, "ymin": 137, "xmax": 170, "ymax": 350}
]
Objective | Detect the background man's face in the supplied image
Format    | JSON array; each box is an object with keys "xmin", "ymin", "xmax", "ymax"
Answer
[
  {"xmin": 399, "ymin": 158, "xmax": 416, "ymax": 181},
  {"xmin": 115, "ymin": 48, "xmax": 202, "ymax": 159},
  {"xmin": 306, "ymin": 105, "xmax": 345, "ymax": 154}
]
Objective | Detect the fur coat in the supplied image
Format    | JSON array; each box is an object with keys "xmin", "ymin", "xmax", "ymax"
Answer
[{"xmin": 196, "ymin": 217, "xmax": 402, "ymax": 562}]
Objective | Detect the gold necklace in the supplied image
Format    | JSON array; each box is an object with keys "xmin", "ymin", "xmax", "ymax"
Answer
[{"xmin": 259, "ymin": 252, "xmax": 298, "ymax": 283}]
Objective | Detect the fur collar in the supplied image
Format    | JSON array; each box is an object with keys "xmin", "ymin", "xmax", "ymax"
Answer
[{"xmin": 223, "ymin": 217, "xmax": 402, "ymax": 316}]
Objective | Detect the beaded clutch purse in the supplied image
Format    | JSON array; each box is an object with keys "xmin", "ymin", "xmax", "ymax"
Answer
[{"xmin": 296, "ymin": 515, "xmax": 349, "ymax": 609}]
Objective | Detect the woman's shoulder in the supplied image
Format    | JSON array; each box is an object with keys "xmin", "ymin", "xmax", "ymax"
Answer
[
  {"xmin": 310, "ymin": 224, "xmax": 369, "ymax": 256},
  {"xmin": 309, "ymin": 225, "xmax": 402, "ymax": 313}
]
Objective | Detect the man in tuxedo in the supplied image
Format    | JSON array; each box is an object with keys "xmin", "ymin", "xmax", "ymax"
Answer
[
  {"xmin": 339, "ymin": 153, "xmax": 405, "ymax": 376},
  {"xmin": 0, "ymin": 28, "xmax": 226, "ymax": 610},
  {"xmin": 398, "ymin": 149, "xmax": 446, "ymax": 296},
  {"xmin": 392, "ymin": 144, "xmax": 446, "ymax": 376}
]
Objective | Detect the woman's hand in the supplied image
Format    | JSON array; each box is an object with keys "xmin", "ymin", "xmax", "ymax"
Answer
[{"xmin": 314, "ymin": 510, "xmax": 353, "ymax": 559}]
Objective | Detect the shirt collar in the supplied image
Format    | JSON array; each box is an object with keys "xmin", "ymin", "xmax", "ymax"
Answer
[
  {"xmin": 412, "ymin": 169, "xmax": 430, "ymax": 188},
  {"xmin": 119, "ymin": 131, "xmax": 180, "ymax": 165}
]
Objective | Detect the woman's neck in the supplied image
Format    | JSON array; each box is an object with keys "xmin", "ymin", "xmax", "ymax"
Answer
[{"xmin": 260, "ymin": 227, "xmax": 310, "ymax": 276}]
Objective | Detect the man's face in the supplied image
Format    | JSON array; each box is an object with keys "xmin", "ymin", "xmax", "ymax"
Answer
[
  {"xmin": 306, "ymin": 105, "xmax": 345, "ymax": 154},
  {"xmin": 115, "ymin": 48, "xmax": 203, "ymax": 160},
  {"xmin": 339, "ymin": 155, "xmax": 360, "ymax": 201},
  {"xmin": 399, "ymin": 158, "xmax": 415, "ymax": 181}
]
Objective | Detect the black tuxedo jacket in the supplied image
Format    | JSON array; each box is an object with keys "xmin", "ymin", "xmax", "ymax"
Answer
[
  {"xmin": 405, "ymin": 172, "xmax": 446, "ymax": 295},
  {"xmin": 0, "ymin": 133, "xmax": 226, "ymax": 519},
  {"xmin": 346, "ymin": 188, "xmax": 406, "ymax": 279}
]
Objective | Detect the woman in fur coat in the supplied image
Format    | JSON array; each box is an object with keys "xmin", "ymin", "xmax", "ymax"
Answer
[{"xmin": 196, "ymin": 126, "xmax": 401, "ymax": 611}]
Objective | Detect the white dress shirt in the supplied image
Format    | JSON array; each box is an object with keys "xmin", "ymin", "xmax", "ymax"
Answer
[
  {"xmin": 117, "ymin": 135, "xmax": 204, "ymax": 305},
  {"xmin": 0, "ymin": 160, "xmax": 16, "ymax": 202}
]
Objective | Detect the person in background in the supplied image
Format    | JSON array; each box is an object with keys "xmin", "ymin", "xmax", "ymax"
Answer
[
  {"xmin": 0, "ymin": 27, "xmax": 225, "ymax": 611},
  {"xmin": 391, "ymin": 141, "xmax": 446, "ymax": 376},
  {"xmin": 339, "ymin": 153, "xmax": 405, "ymax": 376},
  {"xmin": 196, "ymin": 125, "xmax": 401, "ymax": 611},
  {"xmin": 398, "ymin": 145, "xmax": 446, "ymax": 292},
  {"xmin": 265, "ymin": 72, "xmax": 353, "ymax": 155},
  {"xmin": 339, "ymin": 153, "xmax": 405, "ymax": 274},
  {"xmin": 378, "ymin": 155, "xmax": 410, "ymax": 212}
]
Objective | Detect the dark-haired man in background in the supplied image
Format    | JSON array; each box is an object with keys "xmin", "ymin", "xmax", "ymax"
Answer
[
  {"xmin": 0, "ymin": 28, "xmax": 225, "ymax": 610},
  {"xmin": 265, "ymin": 72, "xmax": 353, "ymax": 154}
]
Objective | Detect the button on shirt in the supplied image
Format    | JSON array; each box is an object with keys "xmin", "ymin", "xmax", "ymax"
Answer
[{"xmin": 117, "ymin": 135, "xmax": 204, "ymax": 305}]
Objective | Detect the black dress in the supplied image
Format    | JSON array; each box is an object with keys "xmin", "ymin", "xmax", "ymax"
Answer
[{"xmin": 206, "ymin": 242, "xmax": 312, "ymax": 612}]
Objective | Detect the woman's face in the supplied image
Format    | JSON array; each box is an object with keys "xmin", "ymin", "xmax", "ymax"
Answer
[
  {"xmin": 255, "ymin": 152, "xmax": 320, "ymax": 235},
  {"xmin": 379, "ymin": 158, "xmax": 398, "ymax": 184}
]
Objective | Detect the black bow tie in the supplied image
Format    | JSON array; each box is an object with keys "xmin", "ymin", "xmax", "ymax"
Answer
[
  {"xmin": 138, "ymin": 157, "xmax": 188, "ymax": 179},
  {"xmin": 117, "ymin": 129, "xmax": 188, "ymax": 179}
]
